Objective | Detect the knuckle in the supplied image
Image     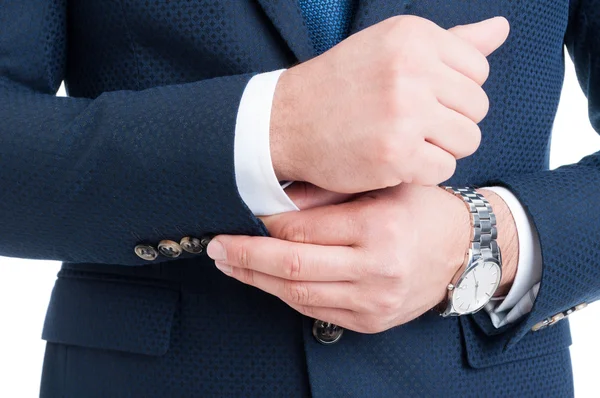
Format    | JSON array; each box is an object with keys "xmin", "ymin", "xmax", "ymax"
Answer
[
  {"xmin": 472, "ymin": 56, "xmax": 491, "ymax": 86},
  {"xmin": 379, "ymin": 216, "xmax": 403, "ymax": 241},
  {"xmin": 392, "ymin": 15, "xmax": 432, "ymax": 36},
  {"xmin": 417, "ymin": 154, "xmax": 455, "ymax": 186},
  {"xmin": 344, "ymin": 206, "xmax": 364, "ymax": 239},
  {"xmin": 283, "ymin": 246, "xmax": 303, "ymax": 280},
  {"xmin": 479, "ymin": 91, "xmax": 491, "ymax": 121},
  {"xmin": 351, "ymin": 295, "xmax": 370, "ymax": 313},
  {"xmin": 279, "ymin": 221, "xmax": 308, "ymax": 243},
  {"xmin": 436, "ymin": 156, "xmax": 457, "ymax": 184},
  {"xmin": 360, "ymin": 317, "xmax": 387, "ymax": 334},
  {"xmin": 377, "ymin": 137, "xmax": 400, "ymax": 166},
  {"xmin": 372, "ymin": 139, "xmax": 403, "ymax": 187},
  {"xmin": 379, "ymin": 254, "xmax": 406, "ymax": 280},
  {"xmin": 236, "ymin": 240, "xmax": 252, "ymax": 269},
  {"xmin": 393, "ymin": 265, "xmax": 407, "ymax": 281},
  {"xmin": 469, "ymin": 88, "xmax": 490, "ymax": 123},
  {"xmin": 352, "ymin": 255, "xmax": 373, "ymax": 281},
  {"xmin": 368, "ymin": 260, "xmax": 394, "ymax": 280},
  {"xmin": 284, "ymin": 280, "xmax": 310, "ymax": 305},
  {"xmin": 379, "ymin": 129, "xmax": 425, "ymax": 186},
  {"xmin": 239, "ymin": 269, "xmax": 255, "ymax": 286},
  {"xmin": 387, "ymin": 263, "xmax": 405, "ymax": 281},
  {"xmin": 399, "ymin": 128, "xmax": 425, "ymax": 165},
  {"xmin": 353, "ymin": 316, "xmax": 370, "ymax": 333},
  {"xmin": 297, "ymin": 304, "xmax": 315, "ymax": 318},
  {"xmin": 463, "ymin": 123, "xmax": 482, "ymax": 156},
  {"xmin": 375, "ymin": 294, "xmax": 399, "ymax": 315}
]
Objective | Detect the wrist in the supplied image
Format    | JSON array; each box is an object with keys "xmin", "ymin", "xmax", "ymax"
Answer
[
  {"xmin": 437, "ymin": 186, "xmax": 516, "ymax": 315},
  {"xmin": 270, "ymin": 68, "xmax": 306, "ymax": 182},
  {"xmin": 437, "ymin": 187, "xmax": 472, "ymax": 307},
  {"xmin": 451, "ymin": 197, "xmax": 472, "ymax": 276},
  {"xmin": 477, "ymin": 188, "xmax": 519, "ymax": 296}
]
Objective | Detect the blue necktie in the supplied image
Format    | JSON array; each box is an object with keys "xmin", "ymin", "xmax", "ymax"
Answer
[{"xmin": 298, "ymin": 0, "xmax": 356, "ymax": 55}]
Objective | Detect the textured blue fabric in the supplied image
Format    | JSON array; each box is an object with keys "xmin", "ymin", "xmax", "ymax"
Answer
[
  {"xmin": 298, "ymin": 0, "xmax": 357, "ymax": 55},
  {"xmin": 0, "ymin": 0, "xmax": 596, "ymax": 397}
]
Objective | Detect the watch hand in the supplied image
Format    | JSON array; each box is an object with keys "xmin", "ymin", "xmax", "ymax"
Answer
[{"xmin": 473, "ymin": 269, "xmax": 480, "ymax": 302}]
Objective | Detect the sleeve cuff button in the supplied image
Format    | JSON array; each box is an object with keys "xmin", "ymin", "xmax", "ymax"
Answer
[
  {"xmin": 531, "ymin": 302, "xmax": 588, "ymax": 332},
  {"xmin": 134, "ymin": 244, "xmax": 159, "ymax": 261},
  {"xmin": 180, "ymin": 236, "xmax": 204, "ymax": 254},
  {"xmin": 158, "ymin": 240, "xmax": 183, "ymax": 258}
]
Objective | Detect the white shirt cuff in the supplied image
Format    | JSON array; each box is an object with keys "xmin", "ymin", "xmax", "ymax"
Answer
[
  {"xmin": 233, "ymin": 69, "xmax": 298, "ymax": 216},
  {"xmin": 483, "ymin": 186, "xmax": 543, "ymax": 328}
]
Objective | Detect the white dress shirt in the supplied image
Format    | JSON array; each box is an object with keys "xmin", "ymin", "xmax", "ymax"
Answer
[{"xmin": 233, "ymin": 69, "xmax": 542, "ymax": 328}]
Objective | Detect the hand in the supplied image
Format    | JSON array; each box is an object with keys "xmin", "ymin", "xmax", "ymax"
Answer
[
  {"xmin": 270, "ymin": 16, "xmax": 510, "ymax": 192},
  {"xmin": 207, "ymin": 184, "xmax": 518, "ymax": 333}
]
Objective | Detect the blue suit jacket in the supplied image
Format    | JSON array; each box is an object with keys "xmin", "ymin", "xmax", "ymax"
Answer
[{"xmin": 1, "ymin": 0, "xmax": 598, "ymax": 397}]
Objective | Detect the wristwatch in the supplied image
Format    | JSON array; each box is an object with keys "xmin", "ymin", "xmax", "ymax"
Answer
[{"xmin": 439, "ymin": 187, "xmax": 503, "ymax": 317}]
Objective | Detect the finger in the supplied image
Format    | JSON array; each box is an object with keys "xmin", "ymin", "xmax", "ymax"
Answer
[
  {"xmin": 424, "ymin": 105, "xmax": 482, "ymax": 159},
  {"xmin": 283, "ymin": 301, "xmax": 367, "ymax": 333},
  {"xmin": 450, "ymin": 17, "xmax": 510, "ymax": 58},
  {"xmin": 436, "ymin": 33, "xmax": 489, "ymax": 86},
  {"xmin": 408, "ymin": 142, "xmax": 457, "ymax": 186},
  {"xmin": 435, "ymin": 65, "xmax": 490, "ymax": 123},
  {"xmin": 261, "ymin": 202, "xmax": 362, "ymax": 246},
  {"xmin": 437, "ymin": 18, "xmax": 507, "ymax": 88},
  {"xmin": 207, "ymin": 235, "xmax": 360, "ymax": 281},
  {"xmin": 440, "ymin": 17, "xmax": 510, "ymax": 86},
  {"xmin": 224, "ymin": 266, "xmax": 359, "ymax": 310},
  {"xmin": 284, "ymin": 182, "xmax": 355, "ymax": 210}
]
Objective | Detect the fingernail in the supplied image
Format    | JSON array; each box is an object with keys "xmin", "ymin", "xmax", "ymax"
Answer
[
  {"xmin": 215, "ymin": 261, "xmax": 232, "ymax": 276},
  {"xmin": 207, "ymin": 240, "xmax": 226, "ymax": 261}
]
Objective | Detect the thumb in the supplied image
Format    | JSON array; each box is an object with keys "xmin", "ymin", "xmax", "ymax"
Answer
[
  {"xmin": 449, "ymin": 16, "xmax": 510, "ymax": 57},
  {"xmin": 285, "ymin": 182, "xmax": 355, "ymax": 210}
]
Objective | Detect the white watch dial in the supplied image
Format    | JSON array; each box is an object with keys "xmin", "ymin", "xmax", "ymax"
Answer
[{"xmin": 452, "ymin": 261, "xmax": 502, "ymax": 315}]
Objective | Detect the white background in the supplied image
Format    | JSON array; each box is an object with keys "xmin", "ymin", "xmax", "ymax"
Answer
[{"xmin": 0, "ymin": 57, "xmax": 599, "ymax": 397}]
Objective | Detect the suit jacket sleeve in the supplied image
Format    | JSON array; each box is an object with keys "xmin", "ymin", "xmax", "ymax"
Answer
[
  {"xmin": 483, "ymin": 0, "xmax": 600, "ymax": 347},
  {"xmin": 0, "ymin": 0, "xmax": 267, "ymax": 265}
]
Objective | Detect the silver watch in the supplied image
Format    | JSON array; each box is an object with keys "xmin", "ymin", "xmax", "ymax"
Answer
[{"xmin": 440, "ymin": 187, "xmax": 503, "ymax": 317}]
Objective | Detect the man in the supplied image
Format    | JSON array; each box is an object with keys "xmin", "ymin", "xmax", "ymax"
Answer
[{"xmin": 0, "ymin": 0, "xmax": 597, "ymax": 397}]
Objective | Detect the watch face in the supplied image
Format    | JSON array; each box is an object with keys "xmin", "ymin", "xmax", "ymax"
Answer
[{"xmin": 452, "ymin": 261, "xmax": 502, "ymax": 315}]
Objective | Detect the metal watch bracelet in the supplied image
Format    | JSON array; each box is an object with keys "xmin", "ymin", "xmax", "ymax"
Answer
[
  {"xmin": 443, "ymin": 187, "xmax": 500, "ymax": 262},
  {"xmin": 435, "ymin": 186, "xmax": 502, "ymax": 315}
]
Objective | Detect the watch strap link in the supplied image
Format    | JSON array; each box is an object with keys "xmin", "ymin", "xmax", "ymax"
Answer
[{"xmin": 443, "ymin": 187, "xmax": 499, "ymax": 260}]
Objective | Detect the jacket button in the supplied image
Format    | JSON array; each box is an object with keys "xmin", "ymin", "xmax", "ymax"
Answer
[
  {"xmin": 312, "ymin": 320, "xmax": 343, "ymax": 345},
  {"xmin": 200, "ymin": 235, "xmax": 213, "ymax": 250},
  {"xmin": 157, "ymin": 240, "xmax": 182, "ymax": 258},
  {"xmin": 134, "ymin": 244, "xmax": 158, "ymax": 261},
  {"xmin": 180, "ymin": 236, "xmax": 204, "ymax": 254}
]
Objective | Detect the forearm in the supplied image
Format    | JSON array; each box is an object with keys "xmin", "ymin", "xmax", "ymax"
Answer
[
  {"xmin": 0, "ymin": 74, "xmax": 267, "ymax": 265},
  {"xmin": 479, "ymin": 0, "xmax": 600, "ymax": 342},
  {"xmin": 487, "ymin": 155, "xmax": 600, "ymax": 344}
]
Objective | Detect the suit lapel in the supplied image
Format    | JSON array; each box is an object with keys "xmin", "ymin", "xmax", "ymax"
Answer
[
  {"xmin": 254, "ymin": 0, "xmax": 316, "ymax": 62},
  {"xmin": 254, "ymin": 0, "xmax": 411, "ymax": 62}
]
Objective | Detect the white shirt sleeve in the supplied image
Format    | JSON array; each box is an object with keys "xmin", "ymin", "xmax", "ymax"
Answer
[
  {"xmin": 234, "ymin": 69, "xmax": 298, "ymax": 216},
  {"xmin": 233, "ymin": 70, "xmax": 542, "ymax": 328},
  {"xmin": 483, "ymin": 186, "xmax": 543, "ymax": 328}
]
